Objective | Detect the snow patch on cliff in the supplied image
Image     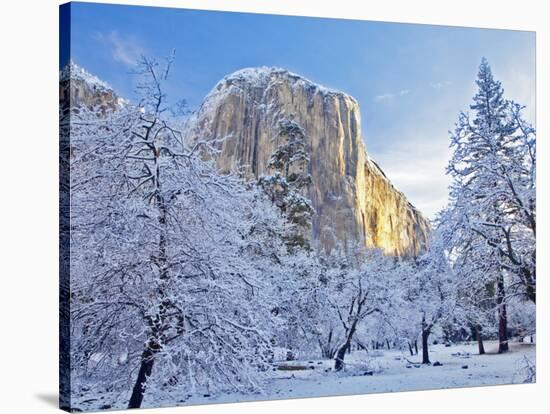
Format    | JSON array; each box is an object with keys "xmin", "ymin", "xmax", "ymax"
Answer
[
  {"xmin": 60, "ymin": 60, "xmax": 113, "ymax": 92},
  {"xmin": 209, "ymin": 66, "xmax": 356, "ymax": 102},
  {"xmin": 191, "ymin": 66, "xmax": 359, "ymax": 139}
]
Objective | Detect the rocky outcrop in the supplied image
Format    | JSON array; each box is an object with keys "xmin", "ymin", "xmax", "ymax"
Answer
[
  {"xmin": 59, "ymin": 61, "xmax": 124, "ymax": 112},
  {"xmin": 187, "ymin": 67, "xmax": 430, "ymax": 256}
]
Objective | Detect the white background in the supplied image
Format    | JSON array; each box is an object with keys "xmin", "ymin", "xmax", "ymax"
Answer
[{"xmin": 0, "ymin": 0, "xmax": 547, "ymax": 413}]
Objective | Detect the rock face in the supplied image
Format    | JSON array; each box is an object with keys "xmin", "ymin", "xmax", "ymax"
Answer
[
  {"xmin": 187, "ymin": 67, "xmax": 430, "ymax": 256},
  {"xmin": 59, "ymin": 61, "xmax": 124, "ymax": 111}
]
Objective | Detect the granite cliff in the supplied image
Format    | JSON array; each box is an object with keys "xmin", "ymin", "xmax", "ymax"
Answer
[
  {"xmin": 59, "ymin": 61, "xmax": 125, "ymax": 113},
  {"xmin": 186, "ymin": 67, "xmax": 430, "ymax": 256},
  {"xmin": 60, "ymin": 62, "xmax": 430, "ymax": 256}
]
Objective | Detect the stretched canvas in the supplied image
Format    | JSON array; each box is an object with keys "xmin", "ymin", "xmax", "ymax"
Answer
[{"xmin": 59, "ymin": 2, "xmax": 536, "ymax": 411}]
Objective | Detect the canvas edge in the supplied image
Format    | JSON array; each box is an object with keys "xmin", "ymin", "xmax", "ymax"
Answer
[{"xmin": 59, "ymin": 2, "xmax": 72, "ymax": 412}]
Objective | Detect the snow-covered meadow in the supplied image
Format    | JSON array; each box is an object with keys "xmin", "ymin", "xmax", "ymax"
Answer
[
  {"xmin": 70, "ymin": 340, "xmax": 535, "ymax": 411},
  {"xmin": 255, "ymin": 341, "xmax": 536, "ymax": 401}
]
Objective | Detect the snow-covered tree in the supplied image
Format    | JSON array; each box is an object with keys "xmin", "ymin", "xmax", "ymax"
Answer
[
  {"xmin": 436, "ymin": 207, "xmax": 498, "ymax": 354},
  {"xmin": 324, "ymin": 247, "xmax": 397, "ymax": 371},
  {"xmin": 258, "ymin": 118, "xmax": 314, "ymax": 250},
  {"xmin": 69, "ymin": 55, "xmax": 292, "ymax": 409},
  {"xmin": 381, "ymin": 260, "xmax": 422, "ymax": 357},
  {"xmin": 507, "ymin": 298, "xmax": 536, "ymax": 342},
  {"xmin": 443, "ymin": 58, "xmax": 536, "ymax": 353},
  {"xmin": 268, "ymin": 249, "xmax": 327, "ymax": 360},
  {"xmin": 400, "ymin": 231, "xmax": 458, "ymax": 364}
]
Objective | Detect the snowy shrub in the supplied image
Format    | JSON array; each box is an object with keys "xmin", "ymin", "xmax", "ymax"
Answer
[
  {"xmin": 369, "ymin": 350, "xmax": 385, "ymax": 358},
  {"xmin": 515, "ymin": 356, "xmax": 536, "ymax": 384},
  {"xmin": 337, "ymin": 357, "xmax": 386, "ymax": 376}
]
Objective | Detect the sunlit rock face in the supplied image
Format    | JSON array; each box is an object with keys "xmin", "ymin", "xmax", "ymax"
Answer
[{"xmin": 187, "ymin": 67, "xmax": 430, "ymax": 256}]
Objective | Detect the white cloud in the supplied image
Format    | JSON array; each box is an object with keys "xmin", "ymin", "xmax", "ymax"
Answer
[
  {"xmin": 374, "ymin": 89, "xmax": 409, "ymax": 102},
  {"xmin": 430, "ymin": 80, "xmax": 452, "ymax": 89},
  {"xmin": 368, "ymin": 132, "xmax": 452, "ymax": 220},
  {"xmin": 374, "ymin": 93, "xmax": 394, "ymax": 102},
  {"xmin": 95, "ymin": 31, "xmax": 144, "ymax": 67}
]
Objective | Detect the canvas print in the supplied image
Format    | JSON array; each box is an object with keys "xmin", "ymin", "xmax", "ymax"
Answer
[{"xmin": 59, "ymin": 2, "xmax": 536, "ymax": 411}]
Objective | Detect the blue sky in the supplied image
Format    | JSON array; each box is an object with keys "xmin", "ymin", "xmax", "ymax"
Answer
[{"xmin": 62, "ymin": 2, "xmax": 536, "ymax": 218}]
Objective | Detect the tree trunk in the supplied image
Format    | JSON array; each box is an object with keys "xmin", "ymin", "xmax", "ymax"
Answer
[
  {"xmin": 320, "ymin": 330, "xmax": 334, "ymax": 359},
  {"xmin": 128, "ymin": 347, "xmax": 156, "ymax": 409},
  {"xmin": 414, "ymin": 340, "xmax": 418, "ymax": 355},
  {"xmin": 470, "ymin": 325, "xmax": 477, "ymax": 342},
  {"xmin": 496, "ymin": 274, "xmax": 509, "ymax": 353},
  {"xmin": 128, "ymin": 146, "xmax": 169, "ymax": 409},
  {"xmin": 408, "ymin": 342, "xmax": 414, "ymax": 356},
  {"xmin": 421, "ymin": 316, "xmax": 431, "ymax": 364},
  {"xmin": 421, "ymin": 330, "xmax": 430, "ymax": 364},
  {"xmin": 476, "ymin": 325, "xmax": 485, "ymax": 355},
  {"xmin": 334, "ymin": 341, "xmax": 349, "ymax": 371},
  {"xmin": 386, "ymin": 339, "xmax": 391, "ymax": 350},
  {"xmin": 334, "ymin": 322, "xmax": 357, "ymax": 371}
]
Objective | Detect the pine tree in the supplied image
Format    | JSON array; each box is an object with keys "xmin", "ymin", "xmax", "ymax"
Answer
[
  {"xmin": 444, "ymin": 58, "xmax": 536, "ymax": 353},
  {"xmin": 259, "ymin": 117, "xmax": 314, "ymax": 250}
]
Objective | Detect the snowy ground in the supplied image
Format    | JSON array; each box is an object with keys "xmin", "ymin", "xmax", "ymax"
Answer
[
  {"xmin": 186, "ymin": 340, "xmax": 535, "ymax": 406},
  {"xmin": 73, "ymin": 340, "xmax": 535, "ymax": 411}
]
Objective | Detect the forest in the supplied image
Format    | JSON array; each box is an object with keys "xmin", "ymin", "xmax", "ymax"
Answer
[{"xmin": 60, "ymin": 55, "xmax": 536, "ymax": 411}]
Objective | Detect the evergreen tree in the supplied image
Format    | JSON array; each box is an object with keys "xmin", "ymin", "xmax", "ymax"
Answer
[
  {"xmin": 259, "ymin": 117, "xmax": 314, "ymax": 250},
  {"xmin": 444, "ymin": 58, "xmax": 536, "ymax": 353}
]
